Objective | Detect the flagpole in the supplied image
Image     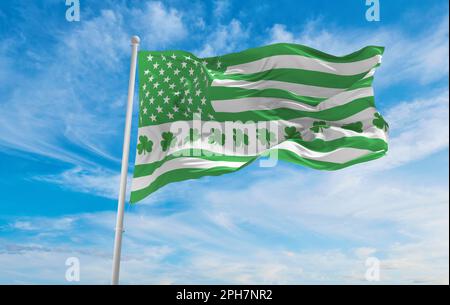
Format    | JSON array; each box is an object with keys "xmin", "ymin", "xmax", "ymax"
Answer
[{"xmin": 111, "ymin": 35, "xmax": 140, "ymax": 285}]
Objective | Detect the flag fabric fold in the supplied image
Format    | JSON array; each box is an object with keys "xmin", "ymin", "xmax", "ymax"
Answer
[{"xmin": 130, "ymin": 43, "xmax": 388, "ymax": 203}]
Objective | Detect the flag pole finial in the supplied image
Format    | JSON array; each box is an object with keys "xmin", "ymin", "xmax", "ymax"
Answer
[{"xmin": 131, "ymin": 35, "xmax": 140, "ymax": 45}]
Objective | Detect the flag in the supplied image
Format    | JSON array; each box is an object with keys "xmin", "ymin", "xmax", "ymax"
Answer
[{"xmin": 130, "ymin": 43, "xmax": 388, "ymax": 203}]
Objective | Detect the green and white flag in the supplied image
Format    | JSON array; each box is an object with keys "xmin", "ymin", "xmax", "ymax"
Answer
[{"xmin": 130, "ymin": 43, "xmax": 388, "ymax": 203}]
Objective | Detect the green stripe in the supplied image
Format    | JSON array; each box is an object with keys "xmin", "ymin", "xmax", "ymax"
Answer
[
  {"xmin": 133, "ymin": 136, "xmax": 387, "ymax": 178},
  {"xmin": 212, "ymin": 96, "xmax": 375, "ymax": 122},
  {"xmin": 212, "ymin": 69, "xmax": 369, "ymax": 89},
  {"xmin": 204, "ymin": 44, "xmax": 384, "ymax": 72},
  {"xmin": 130, "ymin": 144, "xmax": 387, "ymax": 203}
]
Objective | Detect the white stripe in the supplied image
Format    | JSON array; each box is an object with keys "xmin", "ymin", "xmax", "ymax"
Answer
[
  {"xmin": 225, "ymin": 54, "xmax": 382, "ymax": 76},
  {"xmin": 211, "ymin": 79, "xmax": 344, "ymax": 98},
  {"xmin": 211, "ymin": 87, "xmax": 373, "ymax": 113},
  {"xmin": 131, "ymin": 157, "xmax": 247, "ymax": 191},
  {"xmin": 272, "ymin": 141, "xmax": 373, "ymax": 163}
]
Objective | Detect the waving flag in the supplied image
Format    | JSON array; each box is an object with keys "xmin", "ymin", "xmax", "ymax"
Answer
[{"xmin": 130, "ymin": 43, "xmax": 388, "ymax": 203}]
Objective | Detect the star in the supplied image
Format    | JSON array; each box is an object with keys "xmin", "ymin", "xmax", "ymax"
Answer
[
  {"xmin": 169, "ymin": 83, "xmax": 176, "ymax": 89},
  {"xmin": 153, "ymin": 82, "xmax": 160, "ymax": 89},
  {"xmin": 188, "ymin": 68, "xmax": 194, "ymax": 75},
  {"xmin": 143, "ymin": 107, "xmax": 148, "ymax": 114},
  {"xmin": 200, "ymin": 97, "xmax": 207, "ymax": 105},
  {"xmin": 153, "ymin": 62, "xmax": 159, "ymax": 69},
  {"xmin": 150, "ymin": 114, "xmax": 157, "ymax": 122},
  {"xmin": 208, "ymin": 114, "xmax": 214, "ymax": 119},
  {"xmin": 197, "ymin": 107, "xmax": 202, "ymax": 113},
  {"xmin": 166, "ymin": 62, "xmax": 173, "ymax": 68},
  {"xmin": 217, "ymin": 61, "xmax": 222, "ymax": 68},
  {"xmin": 161, "ymin": 55, "xmax": 167, "ymax": 61},
  {"xmin": 148, "ymin": 75, "xmax": 154, "ymax": 82},
  {"xmin": 140, "ymin": 99, "xmax": 144, "ymax": 106},
  {"xmin": 187, "ymin": 97, "xmax": 193, "ymax": 104},
  {"xmin": 149, "ymin": 97, "xmax": 155, "ymax": 104},
  {"xmin": 157, "ymin": 89, "xmax": 164, "ymax": 96},
  {"xmin": 143, "ymin": 83, "xmax": 147, "ymax": 90},
  {"xmin": 144, "ymin": 69, "xmax": 150, "ymax": 75},
  {"xmin": 163, "ymin": 76, "xmax": 170, "ymax": 83},
  {"xmin": 184, "ymin": 56, "xmax": 191, "ymax": 61},
  {"xmin": 170, "ymin": 53, "xmax": 176, "ymax": 60},
  {"xmin": 180, "ymin": 76, "xmax": 186, "ymax": 82},
  {"xmin": 145, "ymin": 91, "xmax": 150, "ymax": 97},
  {"xmin": 174, "ymin": 91, "xmax": 180, "ymax": 96},
  {"xmin": 163, "ymin": 96, "xmax": 170, "ymax": 104},
  {"xmin": 167, "ymin": 112, "xmax": 174, "ymax": 119},
  {"xmin": 195, "ymin": 89, "xmax": 202, "ymax": 96},
  {"xmin": 147, "ymin": 54, "xmax": 154, "ymax": 61},
  {"xmin": 156, "ymin": 106, "xmax": 163, "ymax": 113},
  {"xmin": 181, "ymin": 62, "xmax": 187, "ymax": 68},
  {"xmin": 173, "ymin": 106, "xmax": 179, "ymax": 112},
  {"xmin": 159, "ymin": 68, "xmax": 165, "ymax": 75},
  {"xmin": 174, "ymin": 69, "xmax": 180, "ymax": 75},
  {"xmin": 184, "ymin": 89, "xmax": 190, "ymax": 95}
]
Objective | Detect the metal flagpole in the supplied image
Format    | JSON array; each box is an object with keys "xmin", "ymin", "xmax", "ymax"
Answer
[{"xmin": 111, "ymin": 35, "xmax": 140, "ymax": 285}]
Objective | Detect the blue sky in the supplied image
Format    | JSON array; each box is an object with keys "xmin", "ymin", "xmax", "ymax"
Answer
[{"xmin": 0, "ymin": 0, "xmax": 448, "ymax": 284}]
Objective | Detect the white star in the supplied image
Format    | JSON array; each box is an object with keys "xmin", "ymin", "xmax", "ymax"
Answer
[
  {"xmin": 180, "ymin": 98, "xmax": 186, "ymax": 104},
  {"xmin": 184, "ymin": 89, "xmax": 190, "ymax": 95},
  {"xmin": 157, "ymin": 89, "xmax": 164, "ymax": 96},
  {"xmin": 208, "ymin": 114, "xmax": 214, "ymax": 119},
  {"xmin": 170, "ymin": 53, "xmax": 176, "ymax": 60},
  {"xmin": 184, "ymin": 56, "xmax": 191, "ymax": 61},
  {"xmin": 167, "ymin": 112, "xmax": 174, "ymax": 119},
  {"xmin": 153, "ymin": 62, "xmax": 159, "ymax": 69},
  {"xmin": 181, "ymin": 62, "xmax": 187, "ymax": 68},
  {"xmin": 166, "ymin": 62, "xmax": 173, "ymax": 68},
  {"xmin": 163, "ymin": 76, "xmax": 170, "ymax": 83},
  {"xmin": 188, "ymin": 68, "xmax": 194, "ymax": 75},
  {"xmin": 143, "ymin": 83, "xmax": 147, "ymax": 90},
  {"xmin": 143, "ymin": 107, "xmax": 148, "ymax": 114},
  {"xmin": 150, "ymin": 114, "xmax": 157, "ymax": 122},
  {"xmin": 156, "ymin": 106, "xmax": 163, "ymax": 113},
  {"xmin": 173, "ymin": 106, "xmax": 179, "ymax": 112},
  {"xmin": 153, "ymin": 82, "xmax": 160, "ymax": 89},
  {"xmin": 202, "ymin": 60, "xmax": 208, "ymax": 66},
  {"xmin": 140, "ymin": 99, "xmax": 144, "ymax": 106},
  {"xmin": 216, "ymin": 61, "xmax": 222, "ymax": 68},
  {"xmin": 147, "ymin": 54, "xmax": 154, "ymax": 61},
  {"xmin": 197, "ymin": 107, "xmax": 202, "ymax": 113},
  {"xmin": 149, "ymin": 97, "xmax": 155, "ymax": 104},
  {"xmin": 145, "ymin": 91, "xmax": 150, "ymax": 97},
  {"xmin": 174, "ymin": 69, "xmax": 180, "ymax": 75},
  {"xmin": 144, "ymin": 69, "xmax": 150, "ymax": 75},
  {"xmin": 163, "ymin": 96, "xmax": 170, "ymax": 104},
  {"xmin": 161, "ymin": 55, "xmax": 166, "ymax": 61},
  {"xmin": 195, "ymin": 89, "xmax": 202, "ymax": 96},
  {"xmin": 159, "ymin": 68, "xmax": 165, "ymax": 75},
  {"xmin": 187, "ymin": 97, "xmax": 193, "ymax": 104},
  {"xmin": 169, "ymin": 83, "xmax": 176, "ymax": 89},
  {"xmin": 180, "ymin": 76, "xmax": 186, "ymax": 83},
  {"xmin": 200, "ymin": 97, "xmax": 206, "ymax": 105},
  {"xmin": 174, "ymin": 91, "xmax": 180, "ymax": 96},
  {"xmin": 148, "ymin": 75, "xmax": 154, "ymax": 82}
]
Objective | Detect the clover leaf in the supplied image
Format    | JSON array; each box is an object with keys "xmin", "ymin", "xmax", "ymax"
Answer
[
  {"xmin": 284, "ymin": 126, "xmax": 302, "ymax": 140},
  {"xmin": 233, "ymin": 129, "xmax": 249, "ymax": 147},
  {"xmin": 160, "ymin": 131, "xmax": 176, "ymax": 152},
  {"xmin": 342, "ymin": 121, "xmax": 363, "ymax": 133},
  {"xmin": 184, "ymin": 128, "xmax": 201, "ymax": 143},
  {"xmin": 137, "ymin": 135, "xmax": 153, "ymax": 155},
  {"xmin": 257, "ymin": 128, "xmax": 276, "ymax": 147},
  {"xmin": 208, "ymin": 128, "xmax": 225, "ymax": 146},
  {"xmin": 373, "ymin": 113, "xmax": 389, "ymax": 131},
  {"xmin": 310, "ymin": 121, "xmax": 330, "ymax": 133}
]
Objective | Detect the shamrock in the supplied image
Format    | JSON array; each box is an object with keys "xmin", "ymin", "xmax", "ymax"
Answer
[
  {"xmin": 208, "ymin": 128, "xmax": 226, "ymax": 146},
  {"xmin": 342, "ymin": 121, "xmax": 363, "ymax": 133},
  {"xmin": 257, "ymin": 128, "xmax": 276, "ymax": 147},
  {"xmin": 373, "ymin": 113, "xmax": 389, "ymax": 131},
  {"xmin": 137, "ymin": 135, "xmax": 153, "ymax": 155},
  {"xmin": 284, "ymin": 126, "xmax": 302, "ymax": 140},
  {"xmin": 184, "ymin": 128, "xmax": 201, "ymax": 143},
  {"xmin": 310, "ymin": 121, "xmax": 330, "ymax": 133},
  {"xmin": 160, "ymin": 131, "xmax": 176, "ymax": 152},
  {"xmin": 233, "ymin": 129, "xmax": 249, "ymax": 147}
]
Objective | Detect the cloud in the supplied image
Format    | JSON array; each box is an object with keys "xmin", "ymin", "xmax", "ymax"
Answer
[{"xmin": 197, "ymin": 19, "xmax": 250, "ymax": 57}]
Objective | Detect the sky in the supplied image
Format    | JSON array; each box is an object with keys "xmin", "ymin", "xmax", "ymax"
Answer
[{"xmin": 0, "ymin": 0, "xmax": 448, "ymax": 284}]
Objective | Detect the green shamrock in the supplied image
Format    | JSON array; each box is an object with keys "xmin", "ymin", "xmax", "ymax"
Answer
[
  {"xmin": 208, "ymin": 128, "xmax": 225, "ymax": 146},
  {"xmin": 373, "ymin": 113, "xmax": 389, "ymax": 131},
  {"xmin": 137, "ymin": 135, "xmax": 153, "ymax": 155},
  {"xmin": 284, "ymin": 126, "xmax": 302, "ymax": 140},
  {"xmin": 342, "ymin": 121, "xmax": 363, "ymax": 133},
  {"xmin": 257, "ymin": 128, "xmax": 276, "ymax": 147},
  {"xmin": 233, "ymin": 129, "xmax": 249, "ymax": 147},
  {"xmin": 160, "ymin": 132, "xmax": 176, "ymax": 152},
  {"xmin": 310, "ymin": 121, "xmax": 330, "ymax": 133},
  {"xmin": 184, "ymin": 128, "xmax": 201, "ymax": 143}
]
